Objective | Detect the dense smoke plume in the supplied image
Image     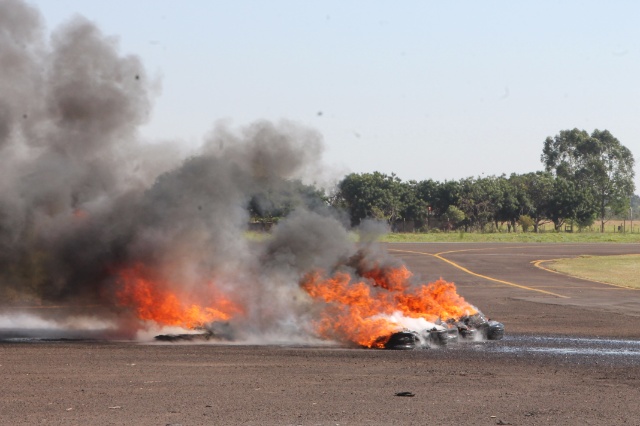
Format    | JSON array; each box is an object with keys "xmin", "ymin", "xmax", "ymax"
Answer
[
  {"xmin": 0, "ymin": 0, "xmax": 349, "ymax": 338},
  {"xmin": 1, "ymin": 1, "xmax": 479, "ymax": 345},
  {"xmin": 1, "ymin": 0, "xmax": 156, "ymax": 303}
]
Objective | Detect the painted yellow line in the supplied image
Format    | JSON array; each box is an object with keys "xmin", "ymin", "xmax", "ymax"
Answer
[
  {"xmin": 435, "ymin": 246, "xmax": 526, "ymax": 256},
  {"xmin": 532, "ymin": 259, "xmax": 640, "ymax": 291},
  {"xmin": 389, "ymin": 248, "xmax": 569, "ymax": 298}
]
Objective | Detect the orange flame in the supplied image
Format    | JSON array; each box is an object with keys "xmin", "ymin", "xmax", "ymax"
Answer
[
  {"xmin": 114, "ymin": 260, "xmax": 476, "ymax": 348},
  {"xmin": 115, "ymin": 263, "xmax": 242, "ymax": 328},
  {"xmin": 301, "ymin": 265, "xmax": 476, "ymax": 348}
]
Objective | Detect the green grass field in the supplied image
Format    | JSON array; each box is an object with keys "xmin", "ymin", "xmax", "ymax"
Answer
[
  {"xmin": 545, "ymin": 254, "xmax": 640, "ymax": 289},
  {"xmin": 379, "ymin": 231, "xmax": 640, "ymax": 243},
  {"xmin": 248, "ymin": 229, "xmax": 640, "ymax": 244},
  {"xmin": 247, "ymin": 227, "xmax": 640, "ymax": 289}
]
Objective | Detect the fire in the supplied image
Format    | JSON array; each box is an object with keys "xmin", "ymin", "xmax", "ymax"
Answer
[
  {"xmin": 115, "ymin": 263, "xmax": 242, "ymax": 329},
  {"xmin": 301, "ymin": 265, "xmax": 477, "ymax": 348},
  {"xmin": 114, "ymin": 260, "xmax": 477, "ymax": 349}
]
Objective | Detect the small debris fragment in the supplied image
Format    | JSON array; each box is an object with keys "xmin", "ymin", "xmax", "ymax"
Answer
[
  {"xmin": 395, "ymin": 391, "xmax": 415, "ymax": 397},
  {"xmin": 108, "ymin": 406, "xmax": 121, "ymax": 409},
  {"xmin": 66, "ymin": 408, "xmax": 73, "ymax": 411}
]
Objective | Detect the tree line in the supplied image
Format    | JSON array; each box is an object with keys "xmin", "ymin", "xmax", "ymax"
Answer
[
  {"xmin": 334, "ymin": 171, "xmax": 637, "ymax": 232},
  {"xmin": 251, "ymin": 129, "xmax": 636, "ymax": 233}
]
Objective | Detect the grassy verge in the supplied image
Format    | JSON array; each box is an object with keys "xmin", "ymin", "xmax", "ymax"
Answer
[
  {"xmin": 380, "ymin": 232, "xmax": 640, "ymax": 243},
  {"xmin": 545, "ymin": 254, "xmax": 640, "ymax": 289},
  {"xmin": 247, "ymin": 230, "xmax": 640, "ymax": 243}
]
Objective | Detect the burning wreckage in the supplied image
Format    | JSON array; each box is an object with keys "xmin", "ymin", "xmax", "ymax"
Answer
[
  {"xmin": 156, "ymin": 312, "xmax": 505, "ymax": 350},
  {"xmin": 381, "ymin": 314, "xmax": 505, "ymax": 350},
  {"xmin": 0, "ymin": 0, "xmax": 503, "ymax": 350},
  {"xmin": 151, "ymin": 254, "xmax": 505, "ymax": 350}
]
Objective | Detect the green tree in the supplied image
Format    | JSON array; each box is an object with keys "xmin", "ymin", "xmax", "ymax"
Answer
[
  {"xmin": 442, "ymin": 205, "xmax": 465, "ymax": 230},
  {"xmin": 518, "ymin": 172, "xmax": 554, "ymax": 232},
  {"xmin": 399, "ymin": 180, "xmax": 428, "ymax": 225},
  {"xmin": 494, "ymin": 175, "xmax": 522, "ymax": 232},
  {"xmin": 518, "ymin": 215, "xmax": 534, "ymax": 232},
  {"xmin": 457, "ymin": 176, "xmax": 500, "ymax": 232},
  {"xmin": 433, "ymin": 180, "xmax": 461, "ymax": 217},
  {"xmin": 414, "ymin": 179, "xmax": 439, "ymax": 216},
  {"xmin": 336, "ymin": 172, "xmax": 406, "ymax": 226},
  {"xmin": 542, "ymin": 129, "xmax": 635, "ymax": 232},
  {"xmin": 544, "ymin": 176, "xmax": 595, "ymax": 231},
  {"xmin": 504, "ymin": 173, "xmax": 542, "ymax": 232},
  {"xmin": 414, "ymin": 179, "xmax": 449, "ymax": 230}
]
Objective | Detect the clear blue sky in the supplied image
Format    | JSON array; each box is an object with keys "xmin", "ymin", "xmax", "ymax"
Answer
[{"xmin": 28, "ymin": 1, "xmax": 640, "ymax": 190}]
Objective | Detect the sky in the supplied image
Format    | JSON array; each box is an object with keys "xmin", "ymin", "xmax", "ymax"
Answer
[{"xmin": 26, "ymin": 0, "xmax": 640, "ymax": 190}]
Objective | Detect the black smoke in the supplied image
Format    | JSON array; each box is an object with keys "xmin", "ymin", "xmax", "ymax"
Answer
[{"xmin": 0, "ymin": 0, "xmax": 361, "ymax": 339}]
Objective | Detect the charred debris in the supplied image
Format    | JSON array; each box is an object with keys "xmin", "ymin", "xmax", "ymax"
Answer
[
  {"xmin": 383, "ymin": 312, "xmax": 504, "ymax": 350},
  {"xmin": 155, "ymin": 312, "xmax": 505, "ymax": 349}
]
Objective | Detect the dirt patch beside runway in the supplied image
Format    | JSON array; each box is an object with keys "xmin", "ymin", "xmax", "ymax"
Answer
[{"xmin": 1, "ymin": 243, "xmax": 639, "ymax": 425}]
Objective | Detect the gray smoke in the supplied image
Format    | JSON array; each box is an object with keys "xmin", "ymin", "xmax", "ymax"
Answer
[
  {"xmin": 121, "ymin": 121, "xmax": 343, "ymax": 339},
  {"xmin": 0, "ymin": 0, "xmax": 365, "ymax": 340},
  {"xmin": 0, "ymin": 1, "xmax": 159, "ymax": 304}
]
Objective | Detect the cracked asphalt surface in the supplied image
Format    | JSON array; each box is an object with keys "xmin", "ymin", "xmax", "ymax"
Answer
[{"xmin": 1, "ymin": 243, "xmax": 639, "ymax": 425}]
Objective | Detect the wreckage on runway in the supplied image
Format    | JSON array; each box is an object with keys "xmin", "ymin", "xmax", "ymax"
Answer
[
  {"xmin": 155, "ymin": 312, "xmax": 504, "ymax": 349},
  {"xmin": 383, "ymin": 312, "xmax": 505, "ymax": 350}
]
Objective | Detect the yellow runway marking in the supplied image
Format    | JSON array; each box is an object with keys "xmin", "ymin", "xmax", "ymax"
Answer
[
  {"xmin": 389, "ymin": 248, "xmax": 569, "ymax": 299},
  {"xmin": 435, "ymin": 246, "xmax": 526, "ymax": 256},
  {"xmin": 532, "ymin": 259, "xmax": 640, "ymax": 291}
]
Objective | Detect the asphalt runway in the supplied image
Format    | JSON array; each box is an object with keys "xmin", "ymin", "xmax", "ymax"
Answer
[
  {"xmin": 1, "ymin": 243, "xmax": 640, "ymax": 425},
  {"xmin": 388, "ymin": 242, "xmax": 640, "ymax": 337}
]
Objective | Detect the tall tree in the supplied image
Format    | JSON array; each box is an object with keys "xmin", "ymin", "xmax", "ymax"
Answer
[
  {"xmin": 505, "ymin": 173, "xmax": 539, "ymax": 231},
  {"xmin": 434, "ymin": 180, "xmax": 461, "ymax": 217},
  {"xmin": 400, "ymin": 180, "xmax": 428, "ymax": 225},
  {"xmin": 415, "ymin": 179, "xmax": 439, "ymax": 213},
  {"xmin": 494, "ymin": 175, "xmax": 521, "ymax": 232},
  {"xmin": 541, "ymin": 129, "xmax": 635, "ymax": 232},
  {"xmin": 520, "ymin": 172, "xmax": 555, "ymax": 232},
  {"xmin": 414, "ymin": 179, "xmax": 444, "ymax": 230},
  {"xmin": 544, "ymin": 176, "xmax": 595, "ymax": 231},
  {"xmin": 335, "ymin": 172, "xmax": 406, "ymax": 226},
  {"xmin": 457, "ymin": 176, "xmax": 499, "ymax": 232}
]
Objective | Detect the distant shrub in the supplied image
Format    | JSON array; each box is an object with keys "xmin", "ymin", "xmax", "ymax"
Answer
[
  {"xmin": 443, "ymin": 205, "xmax": 465, "ymax": 230},
  {"xmin": 518, "ymin": 215, "xmax": 535, "ymax": 232}
]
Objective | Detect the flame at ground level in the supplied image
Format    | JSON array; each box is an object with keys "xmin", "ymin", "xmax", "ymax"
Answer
[
  {"xmin": 115, "ymin": 262, "xmax": 477, "ymax": 348},
  {"xmin": 301, "ymin": 265, "xmax": 477, "ymax": 348},
  {"xmin": 115, "ymin": 264, "xmax": 243, "ymax": 329}
]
